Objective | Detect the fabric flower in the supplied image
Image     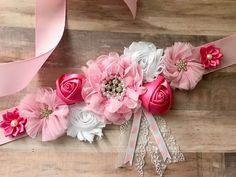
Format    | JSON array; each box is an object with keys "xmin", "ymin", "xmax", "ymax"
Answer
[
  {"xmin": 82, "ymin": 52, "xmax": 145, "ymax": 124},
  {"xmin": 140, "ymin": 76, "xmax": 172, "ymax": 115},
  {"xmin": 67, "ymin": 104, "xmax": 105, "ymax": 143},
  {"xmin": 162, "ymin": 42, "xmax": 205, "ymax": 90},
  {"xmin": 56, "ymin": 74, "xmax": 85, "ymax": 105},
  {"xmin": 200, "ymin": 45, "xmax": 223, "ymax": 69},
  {"xmin": 19, "ymin": 88, "xmax": 69, "ymax": 141},
  {"xmin": 0, "ymin": 108, "xmax": 27, "ymax": 137},
  {"xmin": 123, "ymin": 41, "xmax": 164, "ymax": 82}
]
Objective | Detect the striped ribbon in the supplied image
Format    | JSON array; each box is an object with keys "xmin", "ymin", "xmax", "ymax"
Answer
[
  {"xmin": 124, "ymin": 109, "xmax": 142, "ymax": 165},
  {"xmin": 143, "ymin": 110, "xmax": 171, "ymax": 161},
  {"xmin": 124, "ymin": 109, "xmax": 171, "ymax": 165}
]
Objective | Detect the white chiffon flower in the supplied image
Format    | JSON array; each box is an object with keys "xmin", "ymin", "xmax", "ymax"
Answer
[
  {"xmin": 67, "ymin": 104, "xmax": 106, "ymax": 143},
  {"xmin": 123, "ymin": 41, "xmax": 164, "ymax": 82}
]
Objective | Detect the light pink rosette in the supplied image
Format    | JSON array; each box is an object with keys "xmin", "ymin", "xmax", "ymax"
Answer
[
  {"xmin": 56, "ymin": 74, "xmax": 85, "ymax": 105},
  {"xmin": 140, "ymin": 75, "xmax": 172, "ymax": 115},
  {"xmin": 82, "ymin": 52, "xmax": 145, "ymax": 124},
  {"xmin": 19, "ymin": 88, "xmax": 69, "ymax": 141},
  {"xmin": 162, "ymin": 42, "xmax": 205, "ymax": 90}
]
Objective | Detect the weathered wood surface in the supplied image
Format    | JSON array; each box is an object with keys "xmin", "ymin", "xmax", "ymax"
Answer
[
  {"xmin": 1, "ymin": 0, "xmax": 236, "ymax": 36},
  {"xmin": 0, "ymin": 0, "xmax": 236, "ymax": 176}
]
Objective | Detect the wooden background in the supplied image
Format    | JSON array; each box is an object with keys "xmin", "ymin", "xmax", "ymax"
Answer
[{"xmin": 0, "ymin": 0, "xmax": 236, "ymax": 176}]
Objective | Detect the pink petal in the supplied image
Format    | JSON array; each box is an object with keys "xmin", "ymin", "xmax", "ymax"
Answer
[
  {"xmin": 42, "ymin": 114, "xmax": 67, "ymax": 141},
  {"xmin": 4, "ymin": 126, "xmax": 14, "ymax": 137},
  {"xmin": 126, "ymin": 88, "xmax": 139, "ymax": 101},
  {"xmin": 106, "ymin": 98, "xmax": 123, "ymax": 113},
  {"xmin": 26, "ymin": 118, "xmax": 43, "ymax": 139},
  {"xmin": 12, "ymin": 127, "xmax": 20, "ymax": 137},
  {"xmin": 123, "ymin": 96, "xmax": 138, "ymax": 109}
]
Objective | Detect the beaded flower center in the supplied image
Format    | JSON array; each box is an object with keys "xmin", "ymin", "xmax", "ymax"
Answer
[
  {"xmin": 101, "ymin": 76, "xmax": 125, "ymax": 99},
  {"xmin": 40, "ymin": 107, "xmax": 53, "ymax": 119},
  {"xmin": 206, "ymin": 53, "xmax": 213, "ymax": 60},
  {"xmin": 176, "ymin": 59, "xmax": 187, "ymax": 71},
  {"xmin": 10, "ymin": 120, "xmax": 18, "ymax": 127}
]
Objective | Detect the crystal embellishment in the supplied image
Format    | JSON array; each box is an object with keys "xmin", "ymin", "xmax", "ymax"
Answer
[{"xmin": 101, "ymin": 76, "xmax": 126, "ymax": 99}]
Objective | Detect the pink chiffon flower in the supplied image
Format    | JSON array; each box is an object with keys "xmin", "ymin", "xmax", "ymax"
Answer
[
  {"xmin": 0, "ymin": 108, "xmax": 27, "ymax": 137},
  {"xmin": 162, "ymin": 42, "xmax": 205, "ymax": 90},
  {"xmin": 82, "ymin": 52, "xmax": 145, "ymax": 124},
  {"xmin": 19, "ymin": 88, "xmax": 69, "ymax": 141}
]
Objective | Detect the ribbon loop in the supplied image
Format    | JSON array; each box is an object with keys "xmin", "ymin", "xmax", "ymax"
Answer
[
  {"xmin": 124, "ymin": 109, "xmax": 171, "ymax": 165},
  {"xmin": 124, "ymin": 109, "xmax": 142, "ymax": 165}
]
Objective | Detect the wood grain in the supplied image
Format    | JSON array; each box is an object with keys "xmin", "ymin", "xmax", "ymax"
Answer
[
  {"xmin": 1, "ymin": 0, "xmax": 236, "ymax": 35},
  {"xmin": 0, "ymin": 151, "xmax": 226, "ymax": 177},
  {"xmin": 0, "ymin": 0, "xmax": 236, "ymax": 176}
]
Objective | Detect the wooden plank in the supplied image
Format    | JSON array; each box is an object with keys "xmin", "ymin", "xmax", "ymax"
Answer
[
  {"xmin": 0, "ymin": 152, "xmax": 227, "ymax": 177},
  {"xmin": 0, "ymin": 0, "xmax": 236, "ymax": 35},
  {"xmin": 225, "ymin": 153, "xmax": 236, "ymax": 177}
]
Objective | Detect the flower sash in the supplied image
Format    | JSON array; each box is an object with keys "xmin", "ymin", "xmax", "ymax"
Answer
[
  {"xmin": 0, "ymin": 0, "xmax": 235, "ymax": 146},
  {"xmin": 0, "ymin": 0, "xmax": 236, "ymax": 176}
]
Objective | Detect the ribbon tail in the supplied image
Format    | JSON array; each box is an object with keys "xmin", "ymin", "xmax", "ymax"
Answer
[
  {"xmin": 123, "ymin": 0, "xmax": 137, "ymax": 18},
  {"xmin": 0, "ymin": 0, "xmax": 66, "ymax": 97},
  {"xmin": 124, "ymin": 109, "xmax": 142, "ymax": 165},
  {"xmin": 143, "ymin": 110, "xmax": 171, "ymax": 162}
]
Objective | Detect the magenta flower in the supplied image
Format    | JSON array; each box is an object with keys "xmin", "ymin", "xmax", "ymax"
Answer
[
  {"xmin": 82, "ymin": 52, "xmax": 145, "ymax": 124},
  {"xmin": 162, "ymin": 42, "xmax": 205, "ymax": 90},
  {"xmin": 0, "ymin": 109, "xmax": 27, "ymax": 137},
  {"xmin": 19, "ymin": 88, "xmax": 69, "ymax": 141},
  {"xmin": 200, "ymin": 45, "xmax": 223, "ymax": 69},
  {"xmin": 56, "ymin": 74, "xmax": 85, "ymax": 105}
]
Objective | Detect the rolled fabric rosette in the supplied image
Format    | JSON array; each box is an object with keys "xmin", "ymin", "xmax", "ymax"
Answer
[
  {"xmin": 140, "ymin": 75, "xmax": 172, "ymax": 116},
  {"xmin": 56, "ymin": 74, "xmax": 85, "ymax": 105}
]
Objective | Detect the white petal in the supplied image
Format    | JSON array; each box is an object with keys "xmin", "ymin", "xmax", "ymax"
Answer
[
  {"xmin": 67, "ymin": 125, "xmax": 79, "ymax": 138},
  {"xmin": 123, "ymin": 41, "xmax": 164, "ymax": 82},
  {"xmin": 66, "ymin": 103, "xmax": 106, "ymax": 143}
]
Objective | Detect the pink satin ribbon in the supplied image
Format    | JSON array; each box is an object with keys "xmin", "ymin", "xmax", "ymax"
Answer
[
  {"xmin": 0, "ymin": 0, "xmax": 137, "ymax": 98},
  {"xmin": 124, "ymin": 109, "xmax": 142, "ymax": 165},
  {"xmin": 0, "ymin": 0, "xmax": 66, "ymax": 97},
  {"xmin": 123, "ymin": 0, "xmax": 137, "ymax": 18}
]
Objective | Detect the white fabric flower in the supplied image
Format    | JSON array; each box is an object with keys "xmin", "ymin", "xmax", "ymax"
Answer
[
  {"xmin": 67, "ymin": 104, "xmax": 106, "ymax": 143},
  {"xmin": 123, "ymin": 41, "xmax": 164, "ymax": 82}
]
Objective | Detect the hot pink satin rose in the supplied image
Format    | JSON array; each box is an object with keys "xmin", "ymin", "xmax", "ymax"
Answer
[
  {"xmin": 82, "ymin": 52, "xmax": 145, "ymax": 124},
  {"xmin": 140, "ymin": 76, "xmax": 172, "ymax": 115},
  {"xmin": 200, "ymin": 45, "xmax": 223, "ymax": 69},
  {"xmin": 56, "ymin": 74, "xmax": 85, "ymax": 105}
]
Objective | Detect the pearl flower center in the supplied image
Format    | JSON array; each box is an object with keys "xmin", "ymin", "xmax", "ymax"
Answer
[
  {"xmin": 101, "ymin": 76, "xmax": 125, "ymax": 99},
  {"xmin": 176, "ymin": 59, "xmax": 187, "ymax": 71},
  {"xmin": 10, "ymin": 119, "xmax": 18, "ymax": 127},
  {"xmin": 40, "ymin": 107, "xmax": 53, "ymax": 119},
  {"xmin": 206, "ymin": 53, "xmax": 213, "ymax": 60}
]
